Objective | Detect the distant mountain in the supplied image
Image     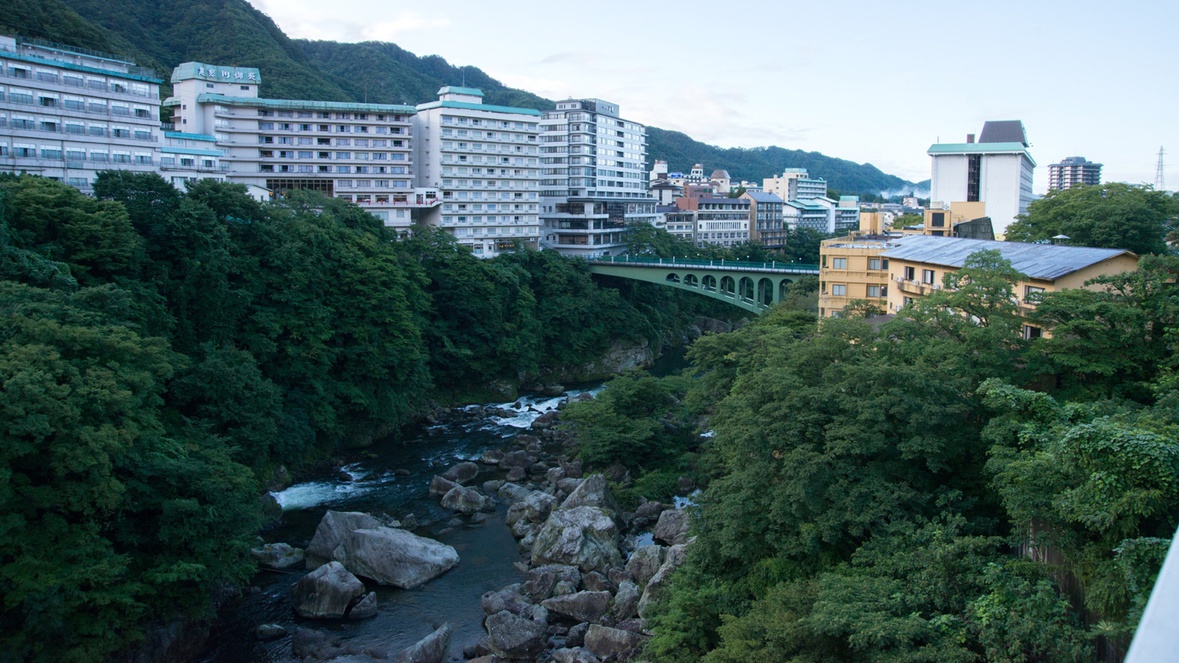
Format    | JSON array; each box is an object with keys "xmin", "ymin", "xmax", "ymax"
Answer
[{"xmin": 2, "ymin": 0, "xmax": 926, "ymax": 196}]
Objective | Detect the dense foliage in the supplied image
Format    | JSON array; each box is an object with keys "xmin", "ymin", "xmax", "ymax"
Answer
[
  {"xmin": 578, "ymin": 250, "xmax": 1179, "ymax": 662},
  {"xmin": 1005, "ymin": 183, "xmax": 1178, "ymax": 255},
  {"xmin": 0, "ymin": 173, "xmax": 723, "ymax": 659}
]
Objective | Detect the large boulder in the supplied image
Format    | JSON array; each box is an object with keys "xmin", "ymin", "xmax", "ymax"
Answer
[
  {"xmin": 485, "ymin": 610, "xmax": 546, "ymax": 660},
  {"xmin": 612, "ymin": 580, "xmax": 640, "ymax": 621},
  {"xmin": 332, "ymin": 527, "xmax": 459, "ymax": 589},
  {"xmin": 428, "ymin": 475, "xmax": 459, "ymax": 498},
  {"xmin": 531, "ymin": 506, "xmax": 622, "ymax": 573},
  {"xmin": 522, "ymin": 564, "xmax": 582, "ymax": 601},
  {"xmin": 347, "ymin": 592, "xmax": 378, "ymax": 620},
  {"xmin": 583, "ymin": 624, "xmax": 647, "ymax": 660},
  {"xmin": 558, "ymin": 474, "xmax": 618, "ymax": 515},
  {"xmin": 552, "ymin": 647, "xmax": 601, "ymax": 663},
  {"xmin": 290, "ymin": 561, "xmax": 366, "ymax": 619},
  {"xmin": 625, "ymin": 545, "xmax": 666, "ymax": 588},
  {"xmin": 653, "ymin": 509, "xmax": 691, "ymax": 546},
  {"xmin": 500, "ymin": 450, "xmax": 534, "ymax": 470},
  {"xmin": 250, "ymin": 542, "xmax": 304, "ymax": 569},
  {"xmin": 506, "ymin": 490, "xmax": 557, "ymax": 528},
  {"xmin": 441, "ymin": 485, "xmax": 493, "ymax": 514},
  {"xmin": 391, "ymin": 623, "xmax": 452, "ymax": 663},
  {"xmin": 638, "ymin": 543, "xmax": 689, "ymax": 618},
  {"xmin": 441, "ymin": 462, "xmax": 480, "ymax": 485},
  {"xmin": 541, "ymin": 590, "xmax": 612, "ymax": 624},
  {"xmin": 481, "ymin": 585, "xmax": 535, "ymax": 617},
  {"xmin": 306, "ymin": 511, "xmax": 384, "ymax": 561}
]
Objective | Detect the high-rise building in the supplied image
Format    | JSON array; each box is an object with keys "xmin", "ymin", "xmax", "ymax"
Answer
[
  {"xmin": 0, "ymin": 35, "xmax": 177, "ymax": 191},
  {"xmin": 928, "ymin": 120, "xmax": 1035, "ymax": 238},
  {"xmin": 742, "ymin": 191, "xmax": 785, "ymax": 247},
  {"xmin": 1048, "ymin": 156, "xmax": 1102, "ymax": 191},
  {"xmin": 167, "ymin": 62, "xmax": 437, "ymax": 231},
  {"xmin": 413, "ymin": 87, "xmax": 541, "ymax": 257},
  {"xmin": 538, "ymin": 98, "xmax": 656, "ymax": 257}
]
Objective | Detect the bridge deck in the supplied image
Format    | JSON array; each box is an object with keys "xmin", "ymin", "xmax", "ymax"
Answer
[{"xmin": 587, "ymin": 255, "xmax": 820, "ymax": 275}]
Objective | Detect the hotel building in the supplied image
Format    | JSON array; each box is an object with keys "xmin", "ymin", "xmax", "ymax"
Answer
[
  {"xmin": 166, "ymin": 62, "xmax": 437, "ymax": 231},
  {"xmin": 539, "ymin": 98, "xmax": 657, "ymax": 257},
  {"xmin": 928, "ymin": 120, "xmax": 1035, "ymax": 238},
  {"xmin": 413, "ymin": 87, "xmax": 541, "ymax": 257}
]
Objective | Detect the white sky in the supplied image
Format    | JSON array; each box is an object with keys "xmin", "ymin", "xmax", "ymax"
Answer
[{"xmin": 249, "ymin": 0, "xmax": 1178, "ymax": 193}]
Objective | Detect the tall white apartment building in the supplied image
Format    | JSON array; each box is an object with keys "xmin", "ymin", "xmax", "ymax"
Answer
[
  {"xmin": 1047, "ymin": 156, "xmax": 1101, "ymax": 191},
  {"xmin": 928, "ymin": 120, "xmax": 1035, "ymax": 238},
  {"xmin": 539, "ymin": 99, "xmax": 657, "ymax": 258},
  {"xmin": 0, "ymin": 36, "xmax": 166, "ymax": 191},
  {"xmin": 166, "ymin": 62, "xmax": 437, "ymax": 230},
  {"xmin": 414, "ymin": 87, "xmax": 541, "ymax": 257}
]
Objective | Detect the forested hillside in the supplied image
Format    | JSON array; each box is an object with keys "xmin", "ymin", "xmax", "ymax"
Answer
[{"xmin": 0, "ymin": 0, "xmax": 924, "ymax": 196}]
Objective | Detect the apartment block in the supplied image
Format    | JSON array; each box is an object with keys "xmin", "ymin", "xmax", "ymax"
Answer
[
  {"xmin": 742, "ymin": 190, "xmax": 785, "ymax": 247},
  {"xmin": 657, "ymin": 204, "xmax": 696, "ymax": 244},
  {"xmin": 818, "ymin": 233, "xmax": 898, "ymax": 317},
  {"xmin": 413, "ymin": 87, "xmax": 541, "ymax": 257},
  {"xmin": 167, "ymin": 62, "xmax": 436, "ymax": 230},
  {"xmin": 1048, "ymin": 156, "xmax": 1102, "ymax": 191},
  {"xmin": 674, "ymin": 196, "xmax": 750, "ymax": 247},
  {"xmin": 835, "ymin": 195, "xmax": 861, "ymax": 234},
  {"xmin": 0, "ymin": 36, "xmax": 171, "ymax": 191},
  {"xmin": 539, "ymin": 98, "xmax": 656, "ymax": 257}
]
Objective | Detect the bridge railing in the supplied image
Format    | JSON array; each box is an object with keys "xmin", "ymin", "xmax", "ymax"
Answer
[{"xmin": 589, "ymin": 254, "xmax": 820, "ymax": 274}]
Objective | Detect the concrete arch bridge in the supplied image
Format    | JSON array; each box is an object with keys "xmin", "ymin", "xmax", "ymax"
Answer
[{"xmin": 586, "ymin": 256, "xmax": 820, "ymax": 314}]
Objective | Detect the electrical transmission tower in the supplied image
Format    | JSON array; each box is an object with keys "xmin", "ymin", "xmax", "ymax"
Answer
[{"xmin": 1156, "ymin": 146, "xmax": 1166, "ymax": 191}]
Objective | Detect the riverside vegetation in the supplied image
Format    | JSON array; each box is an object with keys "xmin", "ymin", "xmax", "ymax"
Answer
[
  {"xmin": 0, "ymin": 172, "xmax": 757, "ymax": 661},
  {"xmin": 569, "ymin": 248, "xmax": 1179, "ymax": 662}
]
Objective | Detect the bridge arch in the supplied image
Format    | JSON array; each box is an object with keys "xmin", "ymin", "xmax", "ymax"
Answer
[
  {"xmin": 758, "ymin": 278, "xmax": 774, "ymax": 307},
  {"xmin": 738, "ymin": 277, "xmax": 754, "ymax": 302},
  {"xmin": 666, "ymin": 272, "xmax": 680, "ymax": 284},
  {"xmin": 703, "ymin": 275, "xmax": 717, "ymax": 292},
  {"xmin": 720, "ymin": 276, "xmax": 736, "ymax": 298},
  {"xmin": 684, "ymin": 274, "xmax": 699, "ymax": 288}
]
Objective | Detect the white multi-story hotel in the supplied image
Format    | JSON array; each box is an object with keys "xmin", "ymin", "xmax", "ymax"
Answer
[
  {"xmin": 0, "ymin": 36, "xmax": 169, "ymax": 191},
  {"xmin": 414, "ymin": 87, "xmax": 541, "ymax": 257},
  {"xmin": 928, "ymin": 120, "xmax": 1035, "ymax": 238},
  {"xmin": 166, "ymin": 62, "xmax": 438, "ymax": 230},
  {"xmin": 539, "ymin": 98, "xmax": 657, "ymax": 258}
]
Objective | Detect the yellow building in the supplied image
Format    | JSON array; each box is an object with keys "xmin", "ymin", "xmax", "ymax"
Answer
[
  {"xmin": 923, "ymin": 201, "xmax": 988, "ymax": 237},
  {"xmin": 818, "ymin": 213, "xmax": 900, "ymax": 317},
  {"xmin": 881, "ymin": 235, "xmax": 1138, "ymax": 337}
]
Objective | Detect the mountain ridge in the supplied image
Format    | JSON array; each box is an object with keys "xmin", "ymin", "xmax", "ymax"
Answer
[{"xmin": 2, "ymin": 0, "xmax": 928, "ymax": 196}]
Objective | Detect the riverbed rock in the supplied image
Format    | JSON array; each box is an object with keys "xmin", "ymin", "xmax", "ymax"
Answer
[
  {"xmin": 501, "ymin": 450, "xmax": 534, "ymax": 469},
  {"xmin": 583, "ymin": 624, "xmax": 647, "ymax": 660},
  {"xmin": 558, "ymin": 474, "xmax": 618, "ymax": 515},
  {"xmin": 581, "ymin": 571, "xmax": 613, "ymax": 593},
  {"xmin": 347, "ymin": 591, "xmax": 378, "ymax": 619},
  {"xmin": 485, "ymin": 610, "xmax": 546, "ymax": 660},
  {"xmin": 531, "ymin": 411, "xmax": 560, "ymax": 429},
  {"xmin": 505, "ymin": 467, "xmax": 527, "ymax": 482},
  {"xmin": 391, "ymin": 623, "xmax": 452, "ymax": 663},
  {"xmin": 291, "ymin": 561, "xmax": 366, "ymax": 619},
  {"xmin": 522, "ymin": 564, "xmax": 581, "ymax": 601},
  {"xmin": 479, "ymin": 449, "xmax": 506, "ymax": 465},
  {"xmin": 441, "ymin": 485, "xmax": 493, "ymax": 514},
  {"xmin": 306, "ymin": 511, "xmax": 385, "ymax": 561},
  {"xmin": 481, "ymin": 585, "xmax": 534, "ymax": 617},
  {"xmin": 566, "ymin": 621, "xmax": 590, "ymax": 647},
  {"xmin": 612, "ymin": 581, "xmax": 640, "ymax": 621},
  {"xmin": 331, "ymin": 527, "xmax": 459, "ymax": 589},
  {"xmin": 541, "ymin": 590, "xmax": 612, "ymax": 624},
  {"xmin": 557, "ymin": 478, "xmax": 585, "ymax": 495},
  {"xmin": 250, "ymin": 542, "xmax": 304, "ymax": 569},
  {"xmin": 531, "ymin": 506, "xmax": 621, "ymax": 573},
  {"xmin": 625, "ymin": 545, "xmax": 665, "ymax": 588},
  {"xmin": 441, "ymin": 461, "xmax": 480, "ymax": 485},
  {"xmin": 638, "ymin": 544, "xmax": 689, "ymax": 618},
  {"xmin": 653, "ymin": 509, "xmax": 691, "ymax": 546},
  {"xmin": 552, "ymin": 647, "xmax": 601, "ymax": 663},
  {"xmin": 254, "ymin": 623, "xmax": 287, "ymax": 641},
  {"xmin": 506, "ymin": 490, "xmax": 557, "ymax": 528},
  {"xmin": 428, "ymin": 475, "xmax": 460, "ymax": 498},
  {"xmin": 631, "ymin": 499, "xmax": 668, "ymax": 529},
  {"xmin": 546, "ymin": 466, "xmax": 567, "ymax": 484},
  {"xmin": 498, "ymin": 482, "xmax": 532, "ymax": 502}
]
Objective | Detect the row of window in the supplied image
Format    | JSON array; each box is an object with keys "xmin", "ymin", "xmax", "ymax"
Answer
[
  {"xmin": 441, "ymin": 116, "xmax": 536, "ymax": 130},
  {"xmin": 826, "ymin": 284, "xmax": 888, "ymax": 298},
  {"xmin": 2, "ymin": 116, "xmax": 153, "ymax": 140},
  {"xmin": 440, "ymin": 128, "xmax": 536, "ymax": 141},
  {"xmin": 259, "ymin": 164, "xmax": 407, "ymax": 175},
  {"xmin": 443, "ymin": 203, "xmax": 537, "ymax": 212},
  {"xmin": 0, "ymin": 65, "xmax": 153, "ymax": 97},
  {"xmin": 255, "ymin": 122, "xmax": 407, "ymax": 134},
  {"xmin": 4, "ymin": 144, "xmax": 149, "ymax": 163},
  {"xmin": 257, "ymin": 109, "xmax": 406, "ymax": 122},
  {"xmin": 440, "ymin": 142, "xmax": 536, "ymax": 154},
  {"xmin": 257, "ymin": 150, "xmax": 407, "ymax": 161},
  {"xmin": 2, "ymin": 88, "xmax": 154, "ymax": 117}
]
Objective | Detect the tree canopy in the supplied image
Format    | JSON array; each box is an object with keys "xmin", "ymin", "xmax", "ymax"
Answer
[{"xmin": 1004, "ymin": 183, "xmax": 1178, "ymax": 255}]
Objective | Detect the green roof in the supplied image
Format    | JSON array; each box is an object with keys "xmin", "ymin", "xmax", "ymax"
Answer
[
  {"xmin": 928, "ymin": 142, "xmax": 1036, "ymax": 166},
  {"xmin": 438, "ymin": 86, "xmax": 484, "ymax": 97},
  {"xmin": 172, "ymin": 62, "xmax": 261, "ymax": 85},
  {"xmin": 165, "ymin": 131, "xmax": 216, "ymax": 142},
  {"xmin": 0, "ymin": 49, "xmax": 162, "ymax": 84},
  {"xmin": 415, "ymin": 100, "xmax": 543, "ymax": 116},
  {"xmin": 196, "ymin": 93, "xmax": 417, "ymax": 115}
]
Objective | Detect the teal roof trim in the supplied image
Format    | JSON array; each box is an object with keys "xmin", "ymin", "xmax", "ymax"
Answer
[
  {"xmin": 416, "ymin": 100, "xmax": 543, "ymax": 116},
  {"xmin": 0, "ymin": 50, "xmax": 162, "ymax": 84},
  {"xmin": 928, "ymin": 141, "xmax": 1036, "ymax": 166},
  {"xmin": 165, "ymin": 131, "xmax": 216, "ymax": 142},
  {"xmin": 196, "ymin": 93, "xmax": 417, "ymax": 114},
  {"xmin": 438, "ymin": 86, "xmax": 484, "ymax": 97},
  {"xmin": 162, "ymin": 146, "xmax": 223, "ymax": 156},
  {"xmin": 172, "ymin": 62, "xmax": 261, "ymax": 85}
]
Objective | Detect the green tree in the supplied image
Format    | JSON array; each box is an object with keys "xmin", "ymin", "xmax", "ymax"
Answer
[{"xmin": 1004, "ymin": 183, "xmax": 1178, "ymax": 255}]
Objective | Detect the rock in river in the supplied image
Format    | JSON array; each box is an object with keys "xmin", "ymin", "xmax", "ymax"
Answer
[
  {"xmin": 290, "ymin": 561, "xmax": 366, "ymax": 619},
  {"xmin": 531, "ymin": 506, "xmax": 621, "ymax": 573},
  {"xmin": 332, "ymin": 527, "xmax": 459, "ymax": 589}
]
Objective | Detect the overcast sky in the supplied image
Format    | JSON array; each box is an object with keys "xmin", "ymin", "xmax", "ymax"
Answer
[{"xmin": 249, "ymin": 0, "xmax": 1176, "ymax": 192}]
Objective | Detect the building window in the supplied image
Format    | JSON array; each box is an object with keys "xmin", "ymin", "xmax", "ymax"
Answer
[
  {"xmin": 831, "ymin": 284, "xmax": 847, "ymax": 296},
  {"xmin": 1024, "ymin": 286, "xmax": 1045, "ymax": 301},
  {"xmin": 922, "ymin": 269, "xmax": 935, "ymax": 285},
  {"xmin": 868, "ymin": 285, "xmax": 886, "ymax": 298},
  {"xmin": 832, "ymin": 257, "xmax": 847, "ymax": 269},
  {"xmin": 904, "ymin": 266, "xmax": 915, "ymax": 280},
  {"xmin": 1023, "ymin": 325, "xmax": 1043, "ymax": 340}
]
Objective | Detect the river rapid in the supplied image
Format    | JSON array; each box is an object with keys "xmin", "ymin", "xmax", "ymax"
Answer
[{"xmin": 198, "ymin": 389, "xmax": 602, "ymax": 662}]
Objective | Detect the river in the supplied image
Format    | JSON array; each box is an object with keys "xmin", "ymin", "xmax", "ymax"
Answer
[{"xmin": 198, "ymin": 389, "xmax": 602, "ymax": 662}]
